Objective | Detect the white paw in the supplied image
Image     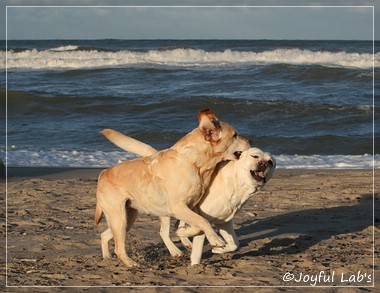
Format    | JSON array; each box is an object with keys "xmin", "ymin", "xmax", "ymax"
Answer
[
  {"xmin": 208, "ymin": 235, "xmax": 226, "ymax": 248},
  {"xmin": 211, "ymin": 245, "xmax": 237, "ymax": 254}
]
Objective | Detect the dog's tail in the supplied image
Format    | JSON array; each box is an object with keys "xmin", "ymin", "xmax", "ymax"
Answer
[
  {"xmin": 95, "ymin": 170, "xmax": 106, "ymax": 225},
  {"xmin": 101, "ymin": 129, "xmax": 157, "ymax": 157},
  {"xmin": 95, "ymin": 203, "xmax": 103, "ymax": 225}
]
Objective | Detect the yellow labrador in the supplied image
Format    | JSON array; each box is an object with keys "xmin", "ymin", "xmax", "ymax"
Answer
[
  {"xmin": 179, "ymin": 147, "xmax": 275, "ymax": 265},
  {"xmin": 95, "ymin": 109, "xmax": 248, "ymax": 267},
  {"xmin": 102, "ymin": 130, "xmax": 275, "ymax": 265}
]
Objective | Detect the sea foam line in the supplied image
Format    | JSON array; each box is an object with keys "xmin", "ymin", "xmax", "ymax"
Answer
[
  {"xmin": 2, "ymin": 150, "xmax": 379, "ymax": 169},
  {"xmin": 2, "ymin": 48, "xmax": 378, "ymax": 70}
]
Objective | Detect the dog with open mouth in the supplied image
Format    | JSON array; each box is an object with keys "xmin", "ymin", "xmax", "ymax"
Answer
[
  {"xmin": 101, "ymin": 129, "xmax": 275, "ymax": 265},
  {"xmin": 95, "ymin": 109, "xmax": 249, "ymax": 267},
  {"xmin": 178, "ymin": 147, "xmax": 275, "ymax": 265}
]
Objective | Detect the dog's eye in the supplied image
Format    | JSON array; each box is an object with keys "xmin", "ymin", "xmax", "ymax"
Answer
[
  {"xmin": 251, "ymin": 155, "xmax": 259, "ymax": 159},
  {"xmin": 233, "ymin": 132, "xmax": 238, "ymax": 139}
]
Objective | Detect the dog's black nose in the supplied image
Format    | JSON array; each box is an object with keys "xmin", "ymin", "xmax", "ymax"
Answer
[
  {"xmin": 234, "ymin": 151, "xmax": 242, "ymax": 159},
  {"xmin": 258, "ymin": 160, "xmax": 268, "ymax": 169}
]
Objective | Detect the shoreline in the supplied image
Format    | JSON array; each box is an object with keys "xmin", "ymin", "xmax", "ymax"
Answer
[
  {"xmin": 5, "ymin": 166, "xmax": 378, "ymax": 180},
  {"xmin": 5, "ymin": 167, "xmax": 104, "ymax": 180}
]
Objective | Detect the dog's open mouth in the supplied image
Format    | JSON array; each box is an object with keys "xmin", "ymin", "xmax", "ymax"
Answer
[
  {"xmin": 250, "ymin": 170, "xmax": 266, "ymax": 183},
  {"xmin": 250, "ymin": 160, "xmax": 272, "ymax": 183}
]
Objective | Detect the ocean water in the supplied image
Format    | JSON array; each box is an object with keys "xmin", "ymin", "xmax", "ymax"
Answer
[{"xmin": 1, "ymin": 39, "xmax": 379, "ymax": 169}]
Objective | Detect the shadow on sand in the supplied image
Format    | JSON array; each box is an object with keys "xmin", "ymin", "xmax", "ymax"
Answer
[{"xmin": 231, "ymin": 193, "xmax": 378, "ymax": 259}]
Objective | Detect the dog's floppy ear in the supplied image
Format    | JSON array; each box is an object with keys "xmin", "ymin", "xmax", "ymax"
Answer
[{"xmin": 198, "ymin": 109, "xmax": 222, "ymax": 142}]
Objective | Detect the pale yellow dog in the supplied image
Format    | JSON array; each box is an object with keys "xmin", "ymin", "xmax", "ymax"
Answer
[
  {"xmin": 102, "ymin": 130, "xmax": 275, "ymax": 266},
  {"xmin": 95, "ymin": 109, "xmax": 248, "ymax": 267}
]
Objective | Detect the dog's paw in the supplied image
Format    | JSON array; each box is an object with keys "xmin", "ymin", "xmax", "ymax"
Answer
[
  {"xmin": 126, "ymin": 261, "xmax": 140, "ymax": 268},
  {"xmin": 208, "ymin": 235, "xmax": 226, "ymax": 248},
  {"xmin": 119, "ymin": 256, "xmax": 139, "ymax": 268},
  {"xmin": 180, "ymin": 237, "xmax": 193, "ymax": 250},
  {"xmin": 211, "ymin": 245, "xmax": 237, "ymax": 254},
  {"xmin": 169, "ymin": 248, "xmax": 184, "ymax": 258}
]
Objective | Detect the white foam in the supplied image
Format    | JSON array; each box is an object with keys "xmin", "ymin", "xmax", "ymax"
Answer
[
  {"xmin": 49, "ymin": 45, "xmax": 79, "ymax": 52},
  {"xmin": 2, "ymin": 47, "xmax": 378, "ymax": 70},
  {"xmin": 2, "ymin": 149, "xmax": 136, "ymax": 168},
  {"xmin": 2, "ymin": 149, "xmax": 379, "ymax": 169},
  {"xmin": 275, "ymin": 154, "xmax": 379, "ymax": 169}
]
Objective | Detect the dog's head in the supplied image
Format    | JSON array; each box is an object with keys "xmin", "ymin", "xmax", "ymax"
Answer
[
  {"xmin": 198, "ymin": 109, "xmax": 250, "ymax": 160},
  {"xmin": 239, "ymin": 147, "xmax": 276, "ymax": 189}
]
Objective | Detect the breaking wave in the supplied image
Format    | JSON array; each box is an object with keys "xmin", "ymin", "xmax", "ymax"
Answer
[{"xmin": 2, "ymin": 47, "xmax": 378, "ymax": 70}]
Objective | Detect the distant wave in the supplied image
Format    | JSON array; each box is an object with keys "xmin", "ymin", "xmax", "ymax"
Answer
[
  {"xmin": 2, "ymin": 47, "xmax": 378, "ymax": 70},
  {"xmin": 49, "ymin": 45, "xmax": 79, "ymax": 52}
]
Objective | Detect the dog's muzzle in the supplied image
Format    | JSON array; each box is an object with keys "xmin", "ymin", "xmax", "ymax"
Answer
[{"xmin": 250, "ymin": 159, "xmax": 273, "ymax": 183}]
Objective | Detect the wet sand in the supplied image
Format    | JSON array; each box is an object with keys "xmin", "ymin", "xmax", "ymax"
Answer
[{"xmin": 1, "ymin": 167, "xmax": 379, "ymax": 292}]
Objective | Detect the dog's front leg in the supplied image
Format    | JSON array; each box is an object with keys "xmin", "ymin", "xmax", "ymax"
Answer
[
  {"xmin": 190, "ymin": 233, "xmax": 206, "ymax": 266},
  {"xmin": 172, "ymin": 203, "xmax": 225, "ymax": 248},
  {"xmin": 176, "ymin": 206, "xmax": 204, "ymax": 238},
  {"xmin": 176, "ymin": 224, "xmax": 202, "ymax": 238},
  {"xmin": 212, "ymin": 220, "xmax": 239, "ymax": 254},
  {"xmin": 159, "ymin": 216, "xmax": 183, "ymax": 257}
]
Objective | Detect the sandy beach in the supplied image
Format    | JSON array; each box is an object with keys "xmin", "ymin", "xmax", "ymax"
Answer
[{"xmin": 1, "ymin": 167, "xmax": 379, "ymax": 292}]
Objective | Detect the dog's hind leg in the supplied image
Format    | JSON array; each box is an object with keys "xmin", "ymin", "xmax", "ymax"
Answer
[
  {"xmin": 108, "ymin": 205, "xmax": 138, "ymax": 267},
  {"xmin": 100, "ymin": 228, "xmax": 113, "ymax": 259},
  {"xmin": 159, "ymin": 216, "xmax": 183, "ymax": 257},
  {"xmin": 99, "ymin": 207, "xmax": 137, "ymax": 260},
  {"xmin": 126, "ymin": 207, "xmax": 138, "ymax": 232}
]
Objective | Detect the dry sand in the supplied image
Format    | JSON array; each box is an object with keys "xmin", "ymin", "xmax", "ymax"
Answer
[{"xmin": 1, "ymin": 167, "xmax": 379, "ymax": 292}]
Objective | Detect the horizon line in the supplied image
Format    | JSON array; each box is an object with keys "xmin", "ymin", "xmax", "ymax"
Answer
[{"xmin": 3, "ymin": 38, "xmax": 377, "ymax": 42}]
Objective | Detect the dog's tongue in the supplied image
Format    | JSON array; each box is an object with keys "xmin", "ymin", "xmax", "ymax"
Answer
[{"xmin": 257, "ymin": 171, "xmax": 265, "ymax": 178}]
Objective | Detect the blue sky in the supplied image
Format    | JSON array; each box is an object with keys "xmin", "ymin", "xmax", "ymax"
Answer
[{"xmin": 1, "ymin": 1, "xmax": 378, "ymax": 40}]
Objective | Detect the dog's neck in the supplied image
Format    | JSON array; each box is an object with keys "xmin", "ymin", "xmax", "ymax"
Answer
[
  {"xmin": 171, "ymin": 128, "xmax": 226, "ymax": 178},
  {"xmin": 168, "ymin": 128, "xmax": 227, "ymax": 208}
]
